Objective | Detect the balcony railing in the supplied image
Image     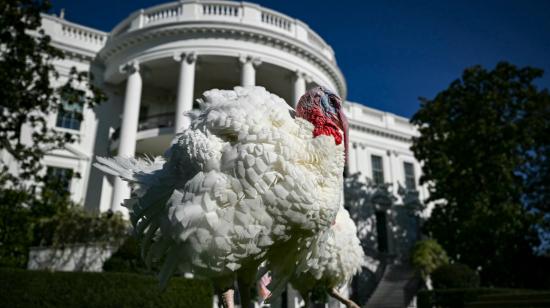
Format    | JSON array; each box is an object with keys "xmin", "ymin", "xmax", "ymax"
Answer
[
  {"xmin": 138, "ymin": 112, "xmax": 174, "ymax": 131},
  {"xmin": 111, "ymin": 112, "xmax": 175, "ymax": 141},
  {"xmin": 40, "ymin": 14, "xmax": 108, "ymax": 54},
  {"xmin": 61, "ymin": 23, "xmax": 107, "ymax": 46},
  {"xmin": 109, "ymin": 0, "xmax": 335, "ymax": 62}
]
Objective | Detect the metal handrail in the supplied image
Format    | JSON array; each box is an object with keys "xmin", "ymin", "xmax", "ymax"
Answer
[
  {"xmin": 111, "ymin": 112, "xmax": 175, "ymax": 141},
  {"xmin": 138, "ymin": 112, "xmax": 174, "ymax": 131}
]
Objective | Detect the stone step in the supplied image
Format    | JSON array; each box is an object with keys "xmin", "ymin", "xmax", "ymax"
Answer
[{"xmin": 365, "ymin": 264, "xmax": 417, "ymax": 308}]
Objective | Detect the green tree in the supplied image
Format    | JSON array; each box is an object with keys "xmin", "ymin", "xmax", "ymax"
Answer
[
  {"xmin": 431, "ymin": 263, "xmax": 480, "ymax": 289},
  {"xmin": 0, "ymin": 0, "xmax": 105, "ymax": 186},
  {"xmin": 411, "ymin": 239, "xmax": 449, "ymax": 281},
  {"xmin": 0, "ymin": 0, "xmax": 107, "ymax": 268},
  {"xmin": 0, "ymin": 189, "xmax": 33, "ymax": 268},
  {"xmin": 0, "ymin": 180, "xmax": 71, "ymax": 268},
  {"xmin": 411, "ymin": 62, "xmax": 550, "ymax": 288}
]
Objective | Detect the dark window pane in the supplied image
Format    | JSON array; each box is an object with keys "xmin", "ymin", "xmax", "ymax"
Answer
[
  {"xmin": 56, "ymin": 109, "xmax": 82, "ymax": 130},
  {"xmin": 404, "ymin": 162, "xmax": 416, "ymax": 190},
  {"xmin": 371, "ymin": 155, "xmax": 384, "ymax": 185},
  {"xmin": 56, "ymin": 99, "xmax": 83, "ymax": 131},
  {"xmin": 376, "ymin": 211, "xmax": 388, "ymax": 253},
  {"xmin": 46, "ymin": 167, "xmax": 73, "ymax": 192}
]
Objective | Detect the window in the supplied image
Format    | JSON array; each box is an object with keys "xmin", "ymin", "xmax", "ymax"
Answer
[
  {"xmin": 46, "ymin": 167, "xmax": 73, "ymax": 192},
  {"xmin": 56, "ymin": 99, "xmax": 83, "ymax": 130},
  {"xmin": 371, "ymin": 155, "xmax": 384, "ymax": 185},
  {"xmin": 404, "ymin": 162, "xmax": 416, "ymax": 190}
]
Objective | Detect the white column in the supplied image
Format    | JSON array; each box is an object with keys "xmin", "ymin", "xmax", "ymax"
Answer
[
  {"xmin": 111, "ymin": 60, "xmax": 142, "ymax": 215},
  {"xmin": 357, "ymin": 144, "xmax": 368, "ymax": 179},
  {"xmin": 239, "ymin": 55, "xmax": 261, "ymax": 87},
  {"xmin": 388, "ymin": 150, "xmax": 400, "ymax": 194},
  {"xmin": 348, "ymin": 143, "xmax": 358, "ymax": 175},
  {"xmin": 174, "ymin": 52, "xmax": 197, "ymax": 133},
  {"xmin": 292, "ymin": 70, "xmax": 307, "ymax": 107}
]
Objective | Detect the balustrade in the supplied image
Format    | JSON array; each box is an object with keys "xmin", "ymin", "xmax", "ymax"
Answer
[
  {"xmin": 261, "ymin": 11, "xmax": 292, "ymax": 32},
  {"xmin": 145, "ymin": 5, "xmax": 180, "ymax": 24},
  {"xmin": 203, "ymin": 3, "xmax": 240, "ymax": 17},
  {"xmin": 61, "ymin": 23, "xmax": 106, "ymax": 45},
  {"xmin": 108, "ymin": 1, "xmax": 333, "ymax": 61}
]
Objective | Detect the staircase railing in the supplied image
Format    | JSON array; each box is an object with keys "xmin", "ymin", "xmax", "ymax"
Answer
[
  {"xmin": 403, "ymin": 269, "xmax": 423, "ymax": 307},
  {"xmin": 362, "ymin": 250, "xmax": 395, "ymax": 303}
]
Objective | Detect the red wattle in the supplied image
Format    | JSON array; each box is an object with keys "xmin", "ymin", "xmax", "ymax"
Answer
[
  {"xmin": 313, "ymin": 126, "xmax": 342, "ymax": 145},
  {"xmin": 308, "ymin": 108, "xmax": 343, "ymax": 145}
]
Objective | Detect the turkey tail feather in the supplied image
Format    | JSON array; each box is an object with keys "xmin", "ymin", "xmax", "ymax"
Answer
[{"xmin": 94, "ymin": 156, "xmax": 138, "ymax": 182}]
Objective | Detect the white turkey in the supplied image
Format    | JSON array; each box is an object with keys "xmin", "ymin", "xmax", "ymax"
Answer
[
  {"xmin": 94, "ymin": 86, "xmax": 348, "ymax": 308},
  {"xmin": 258, "ymin": 206, "xmax": 364, "ymax": 308}
]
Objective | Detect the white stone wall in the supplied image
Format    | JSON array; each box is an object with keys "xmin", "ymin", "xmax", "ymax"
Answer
[
  {"xmin": 2, "ymin": 15, "xmax": 105, "ymax": 205},
  {"xmin": 344, "ymin": 101, "xmax": 429, "ymax": 208},
  {"xmin": 27, "ymin": 244, "xmax": 117, "ymax": 272}
]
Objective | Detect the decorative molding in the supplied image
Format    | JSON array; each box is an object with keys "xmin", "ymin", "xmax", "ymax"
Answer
[
  {"xmin": 292, "ymin": 69, "xmax": 312, "ymax": 83},
  {"xmin": 349, "ymin": 123, "xmax": 412, "ymax": 144},
  {"xmin": 173, "ymin": 51, "xmax": 197, "ymax": 64},
  {"xmin": 119, "ymin": 60, "xmax": 140, "ymax": 75},
  {"xmin": 239, "ymin": 54, "xmax": 262, "ymax": 67},
  {"xmin": 98, "ymin": 25, "xmax": 346, "ymax": 97}
]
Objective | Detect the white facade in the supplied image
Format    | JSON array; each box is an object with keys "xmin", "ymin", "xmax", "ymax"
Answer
[
  {"xmin": 10, "ymin": 2, "xmax": 429, "ymax": 306},
  {"xmin": 344, "ymin": 102, "xmax": 428, "ymax": 204},
  {"xmin": 31, "ymin": 1, "xmax": 425, "ymax": 227}
]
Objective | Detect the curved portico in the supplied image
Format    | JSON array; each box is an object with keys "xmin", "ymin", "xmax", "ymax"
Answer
[{"xmin": 98, "ymin": 0, "xmax": 347, "ymax": 213}]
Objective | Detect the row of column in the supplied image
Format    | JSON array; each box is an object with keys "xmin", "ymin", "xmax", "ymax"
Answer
[{"xmin": 110, "ymin": 54, "xmax": 309, "ymax": 213}]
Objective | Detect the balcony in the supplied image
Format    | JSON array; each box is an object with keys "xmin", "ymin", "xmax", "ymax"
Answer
[
  {"xmin": 110, "ymin": 112, "xmax": 176, "ymax": 156},
  {"xmin": 99, "ymin": 0, "xmax": 346, "ymax": 100},
  {"xmin": 108, "ymin": 0, "xmax": 335, "ymax": 63}
]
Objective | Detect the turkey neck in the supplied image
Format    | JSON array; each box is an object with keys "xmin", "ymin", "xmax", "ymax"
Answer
[{"xmin": 297, "ymin": 104, "xmax": 344, "ymax": 146}]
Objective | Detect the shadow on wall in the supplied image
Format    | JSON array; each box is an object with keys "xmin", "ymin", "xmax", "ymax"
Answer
[
  {"xmin": 344, "ymin": 172, "xmax": 424, "ymax": 305},
  {"xmin": 27, "ymin": 244, "xmax": 118, "ymax": 272}
]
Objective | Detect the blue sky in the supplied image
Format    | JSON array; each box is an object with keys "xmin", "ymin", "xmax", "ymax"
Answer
[{"xmin": 50, "ymin": 0, "xmax": 550, "ymax": 118}]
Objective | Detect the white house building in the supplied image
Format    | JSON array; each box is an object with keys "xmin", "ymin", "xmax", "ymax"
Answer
[
  {"xmin": 37, "ymin": 0, "xmax": 426, "ymax": 214},
  {"xmin": 19, "ymin": 1, "xmax": 427, "ymax": 306}
]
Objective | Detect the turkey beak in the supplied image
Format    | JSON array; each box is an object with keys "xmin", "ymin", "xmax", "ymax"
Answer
[{"xmin": 337, "ymin": 108, "xmax": 349, "ymax": 165}]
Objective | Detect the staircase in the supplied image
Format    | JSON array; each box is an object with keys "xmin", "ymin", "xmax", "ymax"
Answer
[{"xmin": 365, "ymin": 264, "xmax": 419, "ymax": 308}]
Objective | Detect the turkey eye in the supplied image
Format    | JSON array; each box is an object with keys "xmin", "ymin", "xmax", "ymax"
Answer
[{"xmin": 329, "ymin": 95, "xmax": 340, "ymax": 109}]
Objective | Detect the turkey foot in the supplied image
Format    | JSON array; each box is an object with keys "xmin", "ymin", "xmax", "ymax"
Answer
[{"xmin": 218, "ymin": 288, "xmax": 235, "ymax": 308}]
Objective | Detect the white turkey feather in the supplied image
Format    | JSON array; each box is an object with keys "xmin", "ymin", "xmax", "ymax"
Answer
[
  {"xmin": 94, "ymin": 86, "xmax": 345, "ymax": 291},
  {"xmin": 290, "ymin": 207, "xmax": 366, "ymax": 295}
]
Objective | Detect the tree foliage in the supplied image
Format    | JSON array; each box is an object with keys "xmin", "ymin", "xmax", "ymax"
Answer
[
  {"xmin": 411, "ymin": 239, "xmax": 449, "ymax": 281},
  {"xmin": 0, "ymin": 189, "xmax": 34, "ymax": 268},
  {"xmin": 431, "ymin": 263, "xmax": 480, "ymax": 290},
  {"xmin": 102, "ymin": 237, "xmax": 152, "ymax": 274},
  {"xmin": 0, "ymin": 0, "xmax": 105, "ymax": 186},
  {"xmin": 0, "ymin": 180, "xmax": 127, "ymax": 268},
  {"xmin": 0, "ymin": 179, "xmax": 71, "ymax": 268},
  {"xmin": 411, "ymin": 62, "xmax": 550, "ymax": 288}
]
